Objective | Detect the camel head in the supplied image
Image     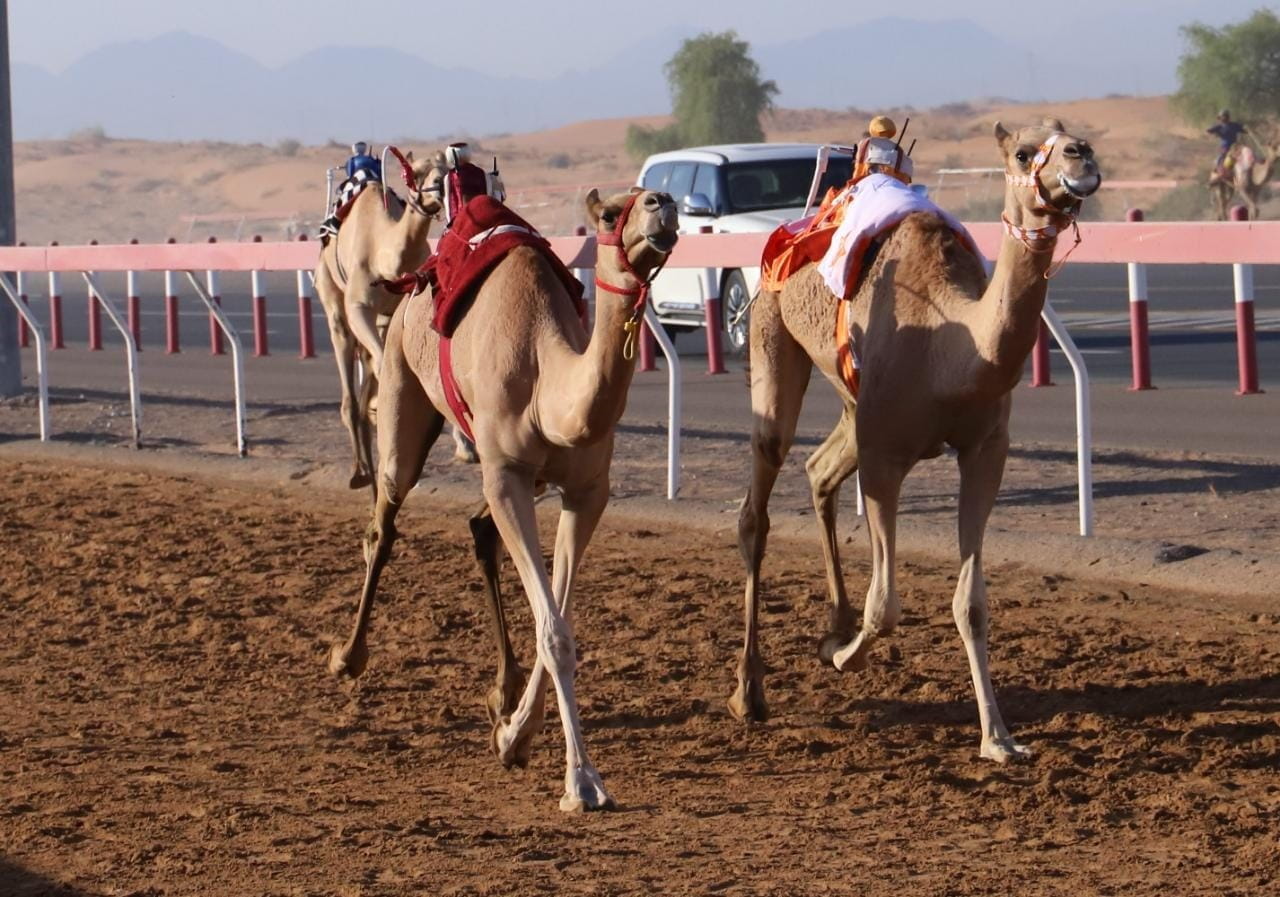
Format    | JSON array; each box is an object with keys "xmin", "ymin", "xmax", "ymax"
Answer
[
  {"xmin": 585, "ymin": 186, "xmax": 679, "ymax": 276},
  {"xmin": 409, "ymin": 150, "xmax": 448, "ymax": 218},
  {"xmin": 995, "ymin": 118, "xmax": 1101, "ymax": 222}
]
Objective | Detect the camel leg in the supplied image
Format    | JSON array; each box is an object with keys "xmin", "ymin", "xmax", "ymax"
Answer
[
  {"xmin": 830, "ymin": 450, "xmax": 906, "ymax": 674},
  {"xmin": 730, "ymin": 292, "xmax": 812, "ymax": 722},
  {"xmin": 483, "ymin": 463, "xmax": 611, "ymax": 812},
  {"xmin": 806, "ymin": 403, "xmax": 862, "ymax": 664},
  {"xmin": 954, "ymin": 425, "xmax": 1031, "ymax": 763},
  {"xmin": 491, "ymin": 475, "xmax": 605, "ymax": 775},
  {"xmin": 467, "ymin": 500, "xmax": 526, "ymax": 726},
  {"xmin": 316, "ymin": 263, "xmax": 370, "ymax": 490},
  {"xmin": 355, "ymin": 358, "xmax": 378, "ymax": 502},
  {"xmin": 328, "ymin": 312, "xmax": 443, "ymax": 679}
]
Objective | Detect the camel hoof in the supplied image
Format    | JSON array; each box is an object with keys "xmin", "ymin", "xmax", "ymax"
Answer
[
  {"xmin": 453, "ymin": 445, "xmax": 479, "ymax": 465},
  {"xmin": 328, "ymin": 642, "xmax": 368, "ymax": 679},
  {"xmin": 981, "ymin": 736, "xmax": 1033, "ymax": 764},
  {"xmin": 727, "ymin": 681, "xmax": 768, "ymax": 723},
  {"xmin": 484, "ymin": 669, "xmax": 527, "ymax": 725},
  {"xmin": 559, "ymin": 770, "xmax": 614, "ymax": 813},
  {"xmin": 491, "ymin": 717, "xmax": 536, "ymax": 770},
  {"xmin": 348, "ymin": 471, "xmax": 372, "ymax": 490},
  {"xmin": 831, "ymin": 634, "xmax": 872, "ymax": 674},
  {"xmin": 818, "ymin": 632, "xmax": 854, "ymax": 665}
]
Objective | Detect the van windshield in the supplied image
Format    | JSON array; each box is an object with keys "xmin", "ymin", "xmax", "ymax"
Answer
[{"xmin": 723, "ymin": 157, "xmax": 854, "ymax": 213}]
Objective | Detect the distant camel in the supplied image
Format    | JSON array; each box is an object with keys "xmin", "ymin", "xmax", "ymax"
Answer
[
  {"xmin": 1210, "ymin": 142, "xmax": 1278, "ymax": 220},
  {"xmin": 327, "ymin": 187, "xmax": 679, "ymax": 812},
  {"xmin": 732, "ymin": 120, "xmax": 1101, "ymax": 764}
]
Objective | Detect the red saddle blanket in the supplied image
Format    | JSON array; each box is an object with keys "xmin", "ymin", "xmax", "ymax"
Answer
[{"xmin": 422, "ymin": 195, "xmax": 584, "ymax": 337}]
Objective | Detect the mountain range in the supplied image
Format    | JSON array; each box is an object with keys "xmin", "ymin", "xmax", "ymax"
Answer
[{"xmin": 8, "ymin": 14, "xmax": 1211, "ymax": 142}]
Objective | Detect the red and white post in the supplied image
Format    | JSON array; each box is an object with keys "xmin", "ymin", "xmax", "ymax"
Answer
[
  {"xmin": 206, "ymin": 237, "xmax": 224, "ymax": 355},
  {"xmin": 86, "ymin": 239, "xmax": 102, "ymax": 350},
  {"xmin": 164, "ymin": 237, "xmax": 180, "ymax": 354},
  {"xmin": 700, "ymin": 225, "xmax": 727, "ymax": 375},
  {"xmin": 1030, "ymin": 320, "xmax": 1053, "ymax": 386},
  {"xmin": 15, "ymin": 242, "xmax": 28, "ymax": 348},
  {"xmin": 47, "ymin": 241, "xmax": 64, "ymax": 349},
  {"xmin": 250, "ymin": 236, "xmax": 269, "ymax": 356},
  {"xmin": 1126, "ymin": 209, "xmax": 1152, "ymax": 390},
  {"xmin": 1230, "ymin": 207, "xmax": 1262, "ymax": 394},
  {"xmin": 296, "ymin": 234, "xmax": 316, "ymax": 359},
  {"xmin": 126, "ymin": 238, "xmax": 142, "ymax": 350}
]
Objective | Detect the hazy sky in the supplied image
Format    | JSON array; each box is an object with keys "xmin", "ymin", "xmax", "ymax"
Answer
[{"xmin": 11, "ymin": 0, "xmax": 1269, "ymax": 78}]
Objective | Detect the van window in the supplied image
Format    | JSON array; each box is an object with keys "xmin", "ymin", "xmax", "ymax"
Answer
[
  {"xmin": 666, "ymin": 163, "xmax": 697, "ymax": 204},
  {"xmin": 642, "ymin": 162, "xmax": 673, "ymax": 190},
  {"xmin": 724, "ymin": 156, "xmax": 854, "ymax": 213},
  {"xmin": 691, "ymin": 164, "xmax": 723, "ymax": 213}
]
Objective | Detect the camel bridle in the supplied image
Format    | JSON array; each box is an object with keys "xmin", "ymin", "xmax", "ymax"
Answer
[
  {"xmin": 594, "ymin": 191, "xmax": 673, "ymax": 360},
  {"xmin": 1001, "ymin": 132, "xmax": 1086, "ymax": 277},
  {"xmin": 383, "ymin": 145, "xmax": 444, "ymax": 220}
]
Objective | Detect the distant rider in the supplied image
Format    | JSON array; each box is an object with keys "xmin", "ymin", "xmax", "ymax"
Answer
[
  {"xmin": 1207, "ymin": 110, "xmax": 1249, "ymax": 177},
  {"xmin": 346, "ymin": 141, "xmax": 382, "ymax": 183}
]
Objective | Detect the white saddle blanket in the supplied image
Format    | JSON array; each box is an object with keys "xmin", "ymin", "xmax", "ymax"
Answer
[{"xmin": 816, "ymin": 174, "xmax": 977, "ymax": 299}]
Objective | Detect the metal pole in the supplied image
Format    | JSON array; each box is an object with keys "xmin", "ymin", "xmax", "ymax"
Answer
[
  {"xmin": 1040, "ymin": 302, "xmax": 1093, "ymax": 537},
  {"xmin": 0, "ymin": 1, "xmax": 20, "ymax": 396}
]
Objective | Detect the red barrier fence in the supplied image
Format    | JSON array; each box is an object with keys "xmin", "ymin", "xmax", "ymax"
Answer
[{"xmin": 4, "ymin": 220, "xmax": 1276, "ymax": 393}]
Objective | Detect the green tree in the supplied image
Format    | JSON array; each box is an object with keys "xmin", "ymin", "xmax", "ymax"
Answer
[
  {"xmin": 1172, "ymin": 9, "xmax": 1280, "ymax": 140},
  {"xmin": 626, "ymin": 31, "xmax": 778, "ymax": 160}
]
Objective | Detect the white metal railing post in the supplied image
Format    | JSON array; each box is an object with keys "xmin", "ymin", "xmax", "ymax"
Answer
[
  {"xmin": 0, "ymin": 274, "xmax": 50, "ymax": 440},
  {"xmin": 1040, "ymin": 301, "xmax": 1093, "ymax": 537},
  {"xmin": 184, "ymin": 271, "xmax": 248, "ymax": 456},
  {"xmin": 642, "ymin": 304, "xmax": 681, "ymax": 499},
  {"xmin": 81, "ymin": 272, "xmax": 142, "ymax": 448}
]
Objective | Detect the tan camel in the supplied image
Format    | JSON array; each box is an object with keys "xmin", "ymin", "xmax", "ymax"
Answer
[
  {"xmin": 327, "ymin": 187, "xmax": 679, "ymax": 812},
  {"xmin": 731, "ymin": 120, "xmax": 1101, "ymax": 763},
  {"xmin": 314, "ymin": 151, "xmax": 473, "ymax": 494},
  {"xmin": 1211, "ymin": 142, "xmax": 1279, "ymax": 220}
]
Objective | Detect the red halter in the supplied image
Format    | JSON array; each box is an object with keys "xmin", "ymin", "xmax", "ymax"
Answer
[
  {"xmin": 1002, "ymin": 132, "xmax": 1083, "ymax": 278},
  {"xmin": 593, "ymin": 191, "xmax": 669, "ymax": 359}
]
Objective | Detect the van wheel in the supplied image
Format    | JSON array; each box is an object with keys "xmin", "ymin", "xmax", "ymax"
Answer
[{"xmin": 722, "ymin": 270, "xmax": 750, "ymax": 357}]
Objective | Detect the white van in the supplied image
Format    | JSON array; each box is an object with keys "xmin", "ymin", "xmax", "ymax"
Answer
[{"xmin": 637, "ymin": 143, "xmax": 854, "ymax": 354}]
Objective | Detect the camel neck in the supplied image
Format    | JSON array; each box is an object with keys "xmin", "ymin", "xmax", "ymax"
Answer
[
  {"xmin": 538, "ymin": 251, "xmax": 651, "ymax": 448},
  {"xmin": 972, "ymin": 211, "xmax": 1056, "ymax": 389}
]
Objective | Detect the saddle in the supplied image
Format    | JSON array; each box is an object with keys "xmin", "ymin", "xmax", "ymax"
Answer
[{"xmin": 420, "ymin": 195, "xmax": 585, "ymax": 441}]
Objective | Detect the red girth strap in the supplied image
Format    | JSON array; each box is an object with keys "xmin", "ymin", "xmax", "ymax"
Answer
[{"xmin": 439, "ymin": 336, "xmax": 474, "ymax": 443}]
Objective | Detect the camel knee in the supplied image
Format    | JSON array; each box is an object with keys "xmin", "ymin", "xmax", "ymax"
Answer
[
  {"xmin": 737, "ymin": 496, "xmax": 769, "ymax": 565},
  {"xmin": 753, "ymin": 432, "xmax": 788, "ymax": 470},
  {"xmin": 865, "ymin": 583, "xmax": 901, "ymax": 637},
  {"xmin": 535, "ymin": 616, "xmax": 575, "ymax": 672}
]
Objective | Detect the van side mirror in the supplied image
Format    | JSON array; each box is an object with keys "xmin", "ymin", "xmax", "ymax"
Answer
[{"xmin": 681, "ymin": 193, "xmax": 715, "ymax": 216}]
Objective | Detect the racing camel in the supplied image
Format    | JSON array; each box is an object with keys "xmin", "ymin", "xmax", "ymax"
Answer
[
  {"xmin": 327, "ymin": 187, "xmax": 679, "ymax": 812},
  {"xmin": 731, "ymin": 120, "xmax": 1101, "ymax": 763},
  {"xmin": 314, "ymin": 150, "xmax": 462, "ymax": 494},
  {"xmin": 1210, "ymin": 141, "xmax": 1279, "ymax": 220}
]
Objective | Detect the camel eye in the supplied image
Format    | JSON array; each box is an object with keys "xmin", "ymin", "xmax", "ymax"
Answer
[
  {"xmin": 1015, "ymin": 149, "xmax": 1030, "ymax": 165},
  {"xmin": 601, "ymin": 210, "xmax": 617, "ymax": 226}
]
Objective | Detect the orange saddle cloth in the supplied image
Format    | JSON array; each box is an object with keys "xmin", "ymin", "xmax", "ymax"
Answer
[{"xmin": 759, "ymin": 186, "xmax": 850, "ymax": 293}]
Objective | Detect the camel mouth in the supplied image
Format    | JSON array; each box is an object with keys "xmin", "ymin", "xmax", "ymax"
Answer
[
  {"xmin": 1059, "ymin": 171, "xmax": 1101, "ymax": 200},
  {"xmin": 645, "ymin": 231, "xmax": 678, "ymax": 254}
]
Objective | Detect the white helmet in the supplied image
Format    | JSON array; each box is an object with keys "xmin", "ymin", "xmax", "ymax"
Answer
[{"xmin": 445, "ymin": 142, "xmax": 472, "ymax": 169}]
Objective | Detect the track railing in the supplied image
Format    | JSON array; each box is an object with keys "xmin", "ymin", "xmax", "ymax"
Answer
[{"xmin": 1, "ymin": 220, "xmax": 1276, "ymax": 518}]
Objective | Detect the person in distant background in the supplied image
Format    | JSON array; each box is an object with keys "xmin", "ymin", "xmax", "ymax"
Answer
[
  {"xmin": 345, "ymin": 141, "xmax": 382, "ymax": 182},
  {"xmin": 1207, "ymin": 110, "xmax": 1249, "ymax": 176}
]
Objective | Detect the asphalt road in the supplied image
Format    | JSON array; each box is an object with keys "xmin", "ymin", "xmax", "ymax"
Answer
[{"xmin": 9, "ymin": 263, "xmax": 1280, "ymax": 460}]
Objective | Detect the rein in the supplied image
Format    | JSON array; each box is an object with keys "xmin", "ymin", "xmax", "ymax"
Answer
[
  {"xmin": 1003, "ymin": 132, "xmax": 1083, "ymax": 280},
  {"xmin": 381, "ymin": 145, "xmax": 443, "ymax": 218},
  {"xmin": 594, "ymin": 191, "xmax": 670, "ymax": 360}
]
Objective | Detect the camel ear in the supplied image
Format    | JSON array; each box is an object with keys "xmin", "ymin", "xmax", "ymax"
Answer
[
  {"xmin": 993, "ymin": 121, "xmax": 1013, "ymax": 151},
  {"xmin": 405, "ymin": 150, "xmax": 415, "ymax": 162},
  {"xmin": 585, "ymin": 188, "xmax": 603, "ymax": 227},
  {"xmin": 1043, "ymin": 117, "xmax": 1065, "ymax": 132}
]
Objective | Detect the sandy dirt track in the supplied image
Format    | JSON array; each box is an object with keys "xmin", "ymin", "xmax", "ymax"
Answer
[{"xmin": 2, "ymin": 456, "xmax": 1278, "ymax": 896}]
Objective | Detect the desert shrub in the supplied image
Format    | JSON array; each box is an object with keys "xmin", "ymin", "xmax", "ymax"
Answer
[
  {"xmin": 546, "ymin": 152, "xmax": 572, "ymax": 169},
  {"xmin": 70, "ymin": 125, "xmax": 107, "ymax": 144},
  {"xmin": 276, "ymin": 138, "xmax": 302, "ymax": 157}
]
